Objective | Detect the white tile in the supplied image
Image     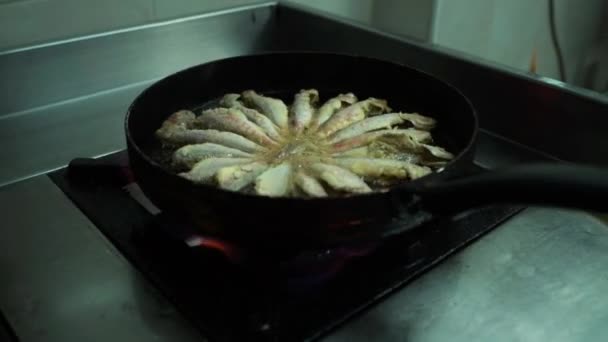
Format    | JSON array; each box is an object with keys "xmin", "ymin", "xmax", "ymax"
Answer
[
  {"xmin": 371, "ymin": 0, "xmax": 435, "ymax": 41},
  {"xmin": 287, "ymin": 0, "xmax": 374, "ymax": 24},
  {"xmin": 432, "ymin": 0, "xmax": 604, "ymax": 82}
]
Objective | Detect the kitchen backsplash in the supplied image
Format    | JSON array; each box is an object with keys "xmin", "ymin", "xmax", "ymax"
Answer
[
  {"xmin": 431, "ymin": 0, "xmax": 605, "ymax": 85},
  {"xmin": 1, "ymin": 0, "xmax": 604, "ymax": 90},
  {"xmin": 0, "ymin": 0, "xmax": 380, "ymax": 51},
  {"xmin": 0, "ymin": 0, "xmax": 262, "ymax": 50}
]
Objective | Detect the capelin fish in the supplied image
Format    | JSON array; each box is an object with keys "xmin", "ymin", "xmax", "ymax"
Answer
[
  {"xmin": 215, "ymin": 162, "xmax": 268, "ymax": 191},
  {"xmin": 331, "ymin": 129, "xmax": 431, "ymax": 153},
  {"xmin": 155, "ymin": 90, "xmax": 451, "ymax": 198},
  {"xmin": 308, "ymin": 163, "xmax": 372, "ymax": 194},
  {"xmin": 155, "ymin": 110, "xmax": 196, "ymax": 142},
  {"xmin": 329, "ymin": 112, "xmax": 435, "ymax": 143},
  {"xmin": 294, "ymin": 170, "xmax": 328, "ymax": 197},
  {"xmin": 241, "ymin": 90, "xmax": 289, "ymax": 129},
  {"xmin": 255, "ymin": 162, "xmax": 293, "ymax": 197},
  {"xmin": 316, "ymin": 98, "xmax": 390, "ymax": 137},
  {"xmin": 334, "ymin": 158, "xmax": 432, "ymax": 180},
  {"xmin": 311, "ymin": 93, "xmax": 357, "ymax": 129},
  {"xmin": 172, "ymin": 143, "xmax": 252, "ymax": 169},
  {"xmin": 197, "ymin": 108, "xmax": 277, "ymax": 147},
  {"xmin": 289, "ymin": 89, "xmax": 319, "ymax": 133},
  {"xmin": 165, "ymin": 129, "xmax": 265, "ymax": 153},
  {"xmin": 179, "ymin": 157, "xmax": 251, "ymax": 183},
  {"xmin": 220, "ymin": 93, "xmax": 282, "ymax": 140}
]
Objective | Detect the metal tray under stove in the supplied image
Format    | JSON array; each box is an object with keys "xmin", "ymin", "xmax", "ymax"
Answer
[{"xmin": 49, "ymin": 151, "xmax": 522, "ymax": 341}]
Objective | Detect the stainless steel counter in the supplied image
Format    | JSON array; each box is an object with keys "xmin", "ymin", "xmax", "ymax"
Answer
[
  {"xmin": 0, "ymin": 176, "xmax": 204, "ymax": 342},
  {"xmin": 3, "ymin": 169, "xmax": 608, "ymax": 341},
  {"xmin": 2, "ymin": 2, "xmax": 608, "ymax": 342},
  {"xmin": 326, "ymin": 207, "xmax": 608, "ymax": 342},
  {"xmin": 0, "ymin": 82, "xmax": 151, "ymax": 186}
]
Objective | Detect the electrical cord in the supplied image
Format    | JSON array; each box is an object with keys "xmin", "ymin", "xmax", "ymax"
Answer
[{"xmin": 549, "ymin": 0, "xmax": 566, "ymax": 82}]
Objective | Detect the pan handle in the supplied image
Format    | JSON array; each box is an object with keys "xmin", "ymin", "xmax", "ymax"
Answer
[{"xmin": 412, "ymin": 163, "xmax": 608, "ymax": 213}]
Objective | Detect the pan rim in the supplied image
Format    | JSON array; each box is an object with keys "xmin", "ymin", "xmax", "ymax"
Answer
[{"xmin": 124, "ymin": 51, "xmax": 479, "ymax": 202}]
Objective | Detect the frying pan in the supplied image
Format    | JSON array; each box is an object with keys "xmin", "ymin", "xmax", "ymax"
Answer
[{"xmin": 125, "ymin": 52, "xmax": 608, "ymax": 254}]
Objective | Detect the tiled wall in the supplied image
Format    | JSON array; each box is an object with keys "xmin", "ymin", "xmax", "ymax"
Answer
[
  {"xmin": 329, "ymin": 0, "xmax": 603, "ymax": 86},
  {"xmin": 371, "ymin": 0, "xmax": 435, "ymax": 41},
  {"xmin": 293, "ymin": 0, "xmax": 604, "ymax": 85},
  {"xmin": 431, "ymin": 0, "xmax": 604, "ymax": 84},
  {"xmin": 289, "ymin": 0, "xmax": 374, "ymax": 24}
]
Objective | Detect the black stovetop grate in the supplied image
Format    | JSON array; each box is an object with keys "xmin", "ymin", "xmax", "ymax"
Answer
[{"xmin": 49, "ymin": 151, "xmax": 523, "ymax": 341}]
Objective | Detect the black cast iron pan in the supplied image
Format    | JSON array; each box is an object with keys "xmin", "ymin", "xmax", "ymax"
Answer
[{"xmin": 124, "ymin": 52, "xmax": 608, "ymax": 254}]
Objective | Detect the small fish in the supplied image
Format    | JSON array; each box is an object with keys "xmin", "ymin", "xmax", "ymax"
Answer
[
  {"xmin": 241, "ymin": 90, "xmax": 289, "ymax": 129},
  {"xmin": 316, "ymin": 98, "xmax": 390, "ymax": 137},
  {"xmin": 294, "ymin": 170, "xmax": 328, "ymax": 197},
  {"xmin": 308, "ymin": 163, "xmax": 371, "ymax": 193},
  {"xmin": 311, "ymin": 93, "xmax": 357, "ymax": 129},
  {"xmin": 197, "ymin": 108, "xmax": 277, "ymax": 147},
  {"xmin": 215, "ymin": 162, "xmax": 268, "ymax": 191},
  {"xmin": 255, "ymin": 162, "xmax": 293, "ymax": 197},
  {"xmin": 289, "ymin": 89, "xmax": 319, "ymax": 133}
]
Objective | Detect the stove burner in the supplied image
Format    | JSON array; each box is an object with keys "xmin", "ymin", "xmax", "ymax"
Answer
[
  {"xmin": 184, "ymin": 235, "xmax": 242, "ymax": 260},
  {"xmin": 51, "ymin": 152, "xmax": 524, "ymax": 341},
  {"xmin": 283, "ymin": 243, "xmax": 379, "ymax": 291},
  {"xmin": 119, "ymin": 167, "xmax": 383, "ymax": 291},
  {"xmin": 136, "ymin": 209, "xmax": 380, "ymax": 292}
]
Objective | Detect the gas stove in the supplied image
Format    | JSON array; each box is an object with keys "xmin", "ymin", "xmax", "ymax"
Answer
[
  {"xmin": 49, "ymin": 151, "xmax": 521, "ymax": 341},
  {"xmin": 3, "ymin": 2, "xmax": 608, "ymax": 341}
]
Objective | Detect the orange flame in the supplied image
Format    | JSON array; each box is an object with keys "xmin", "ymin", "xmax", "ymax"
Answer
[{"xmin": 185, "ymin": 236, "xmax": 241, "ymax": 262}]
